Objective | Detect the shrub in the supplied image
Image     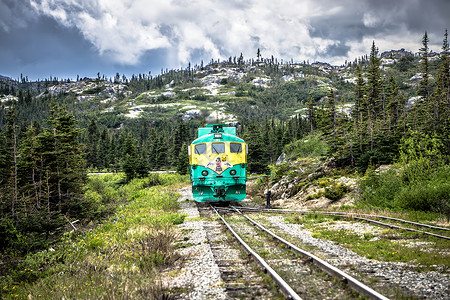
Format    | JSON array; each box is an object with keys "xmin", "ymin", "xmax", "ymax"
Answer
[
  {"xmin": 324, "ymin": 183, "xmax": 350, "ymax": 202},
  {"xmin": 82, "ymin": 86, "xmax": 106, "ymax": 95},
  {"xmin": 358, "ymin": 163, "xmax": 450, "ymax": 218},
  {"xmin": 270, "ymin": 163, "xmax": 291, "ymax": 182},
  {"xmin": 359, "ymin": 168, "xmax": 402, "ymax": 208},
  {"xmin": 283, "ymin": 132, "xmax": 329, "ymax": 160},
  {"xmin": 0, "ymin": 218, "xmax": 24, "ymax": 253}
]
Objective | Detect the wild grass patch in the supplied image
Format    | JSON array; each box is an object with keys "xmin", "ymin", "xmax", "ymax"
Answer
[
  {"xmin": 283, "ymin": 213, "xmax": 449, "ymax": 269},
  {"xmin": 1, "ymin": 174, "xmax": 187, "ymax": 299},
  {"xmin": 310, "ymin": 226, "xmax": 450, "ymax": 270}
]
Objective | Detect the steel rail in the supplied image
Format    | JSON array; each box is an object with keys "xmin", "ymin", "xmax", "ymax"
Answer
[
  {"xmin": 210, "ymin": 205, "xmax": 303, "ymax": 300},
  {"xmin": 231, "ymin": 206, "xmax": 389, "ymax": 300},
  {"xmin": 351, "ymin": 217, "xmax": 450, "ymax": 240},
  {"xmin": 237, "ymin": 207, "xmax": 450, "ymax": 239}
]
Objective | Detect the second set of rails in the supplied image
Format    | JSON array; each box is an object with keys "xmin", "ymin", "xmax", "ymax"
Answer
[
  {"xmin": 235, "ymin": 206, "xmax": 450, "ymax": 241},
  {"xmin": 210, "ymin": 204, "xmax": 392, "ymax": 300}
]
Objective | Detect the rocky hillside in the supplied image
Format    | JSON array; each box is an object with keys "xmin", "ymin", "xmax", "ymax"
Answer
[{"xmin": 0, "ymin": 48, "xmax": 430, "ymax": 126}]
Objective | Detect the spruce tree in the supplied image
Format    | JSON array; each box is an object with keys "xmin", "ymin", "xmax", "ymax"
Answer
[
  {"xmin": 327, "ymin": 88, "xmax": 337, "ymax": 141},
  {"xmin": 385, "ymin": 75, "xmax": 400, "ymax": 133},
  {"xmin": 367, "ymin": 41, "xmax": 382, "ymax": 121},
  {"xmin": 41, "ymin": 104, "xmax": 86, "ymax": 215},
  {"xmin": 176, "ymin": 143, "xmax": 189, "ymax": 175},
  {"xmin": 122, "ymin": 133, "xmax": 138, "ymax": 181},
  {"xmin": 418, "ymin": 32, "xmax": 431, "ymax": 100},
  {"xmin": 306, "ymin": 93, "xmax": 315, "ymax": 133},
  {"xmin": 86, "ymin": 119, "xmax": 99, "ymax": 169},
  {"xmin": 436, "ymin": 29, "xmax": 450, "ymax": 148},
  {"xmin": 243, "ymin": 121, "xmax": 266, "ymax": 173}
]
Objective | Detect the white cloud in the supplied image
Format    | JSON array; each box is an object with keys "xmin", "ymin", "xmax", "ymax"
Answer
[
  {"xmin": 28, "ymin": 0, "xmax": 447, "ymax": 68},
  {"xmin": 29, "ymin": 0, "xmax": 330, "ymax": 66}
]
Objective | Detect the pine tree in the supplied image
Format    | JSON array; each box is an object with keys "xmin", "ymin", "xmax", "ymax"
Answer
[
  {"xmin": 385, "ymin": 75, "xmax": 401, "ymax": 133},
  {"xmin": 367, "ymin": 41, "xmax": 382, "ymax": 121},
  {"xmin": 86, "ymin": 119, "xmax": 99, "ymax": 169},
  {"xmin": 135, "ymin": 146, "xmax": 150, "ymax": 178},
  {"xmin": 42, "ymin": 104, "xmax": 86, "ymax": 215},
  {"xmin": 0, "ymin": 131, "xmax": 11, "ymax": 217},
  {"xmin": 436, "ymin": 29, "xmax": 450, "ymax": 146},
  {"xmin": 176, "ymin": 143, "xmax": 189, "ymax": 175},
  {"xmin": 243, "ymin": 121, "xmax": 266, "ymax": 173},
  {"xmin": 1, "ymin": 106, "xmax": 19, "ymax": 219},
  {"xmin": 98, "ymin": 128, "xmax": 111, "ymax": 170},
  {"xmin": 352, "ymin": 64, "xmax": 365, "ymax": 123},
  {"xmin": 17, "ymin": 124, "xmax": 40, "ymax": 214},
  {"xmin": 417, "ymin": 32, "xmax": 431, "ymax": 100},
  {"xmin": 306, "ymin": 93, "xmax": 315, "ymax": 133},
  {"xmin": 327, "ymin": 88, "xmax": 337, "ymax": 141},
  {"xmin": 122, "ymin": 133, "xmax": 138, "ymax": 181}
]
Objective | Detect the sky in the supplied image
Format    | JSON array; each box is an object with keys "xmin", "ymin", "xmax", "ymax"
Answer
[{"xmin": 0, "ymin": 0, "xmax": 449, "ymax": 81}]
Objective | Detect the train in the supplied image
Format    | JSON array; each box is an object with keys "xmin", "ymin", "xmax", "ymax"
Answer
[{"xmin": 188, "ymin": 124, "xmax": 247, "ymax": 203}]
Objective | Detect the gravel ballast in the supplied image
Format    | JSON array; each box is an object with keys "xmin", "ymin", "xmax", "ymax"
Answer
[
  {"xmin": 164, "ymin": 187, "xmax": 227, "ymax": 299},
  {"xmin": 267, "ymin": 215, "xmax": 450, "ymax": 299}
]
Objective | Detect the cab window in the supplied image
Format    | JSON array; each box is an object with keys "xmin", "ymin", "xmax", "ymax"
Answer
[
  {"xmin": 212, "ymin": 143, "xmax": 225, "ymax": 154},
  {"xmin": 194, "ymin": 144, "xmax": 206, "ymax": 154},
  {"xmin": 230, "ymin": 142, "xmax": 242, "ymax": 153}
]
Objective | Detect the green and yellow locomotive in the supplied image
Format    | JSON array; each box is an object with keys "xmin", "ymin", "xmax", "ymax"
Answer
[{"xmin": 188, "ymin": 124, "xmax": 247, "ymax": 203}]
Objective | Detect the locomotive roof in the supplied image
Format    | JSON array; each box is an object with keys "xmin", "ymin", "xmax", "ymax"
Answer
[
  {"xmin": 197, "ymin": 124, "xmax": 236, "ymax": 137},
  {"xmin": 191, "ymin": 132, "xmax": 245, "ymax": 144}
]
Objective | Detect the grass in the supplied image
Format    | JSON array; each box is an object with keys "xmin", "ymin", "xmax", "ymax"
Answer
[
  {"xmin": 1, "ymin": 173, "xmax": 188, "ymax": 299},
  {"xmin": 283, "ymin": 213, "xmax": 450, "ymax": 271}
]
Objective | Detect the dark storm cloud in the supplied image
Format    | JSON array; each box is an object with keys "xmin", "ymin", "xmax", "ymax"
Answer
[
  {"xmin": 320, "ymin": 42, "xmax": 351, "ymax": 58},
  {"xmin": 0, "ymin": 0, "xmax": 36, "ymax": 31},
  {"xmin": 364, "ymin": 0, "xmax": 449, "ymax": 34},
  {"xmin": 309, "ymin": 0, "xmax": 449, "ymax": 44}
]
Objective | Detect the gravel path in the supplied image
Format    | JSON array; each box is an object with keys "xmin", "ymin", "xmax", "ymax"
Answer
[
  {"xmin": 267, "ymin": 215, "xmax": 450, "ymax": 299},
  {"xmin": 165, "ymin": 186, "xmax": 227, "ymax": 299}
]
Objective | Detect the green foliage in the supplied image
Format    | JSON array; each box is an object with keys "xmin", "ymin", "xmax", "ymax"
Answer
[
  {"xmin": 83, "ymin": 176, "xmax": 119, "ymax": 218},
  {"xmin": 82, "ymin": 86, "xmax": 106, "ymax": 95},
  {"xmin": 399, "ymin": 131, "xmax": 445, "ymax": 182},
  {"xmin": 0, "ymin": 218, "xmax": 25, "ymax": 253},
  {"xmin": 269, "ymin": 163, "xmax": 291, "ymax": 182},
  {"xmin": 310, "ymin": 227, "xmax": 450, "ymax": 268},
  {"xmin": 395, "ymin": 167, "xmax": 450, "ymax": 212},
  {"xmin": 283, "ymin": 132, "xmax": 329, "ymax": 160},
  {"xmin": 176, "ymin": 143, "xmax": 189, "ymax": 175},
  {"xmin": 324, "ymin": 183, "xmax": 350, "ymax": 202},
  {"xmin": 0, "ymin": 173, "xmax": 187, "ymax": 299},
  {"xmin": 359, "ymin": 168, "xmax": 401, "ymax": 208},
  {"xmin": 305, "ymin": 191, "xmax": 324, "ymax": 200},
  {"xmin": 359, "ymin": 165, "xmax": 450, "ymax": 217}
]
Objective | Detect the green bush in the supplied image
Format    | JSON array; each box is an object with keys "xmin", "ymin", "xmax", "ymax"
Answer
[
  {"xmin": 358, "ymin": 164, "xmax": 450, "ymax": 216},
  {"xmin": 0, "ymin": 218, "xmax": 25, "ymax": 253},
  {"xmin": 359, "ymin": 168, "xmax": 402, "ymax": 208},
  {"xmin": 82, "ymin": 86, "xmax": 106, "ymax": 95},
  {"xmin": 270, "ymin": 163, "xmax": 291, "ymax": 182},
  {"xmin": 324, "ymin": 183, "xmax": 350, "ymax": 202},
  {"xmin": 283, "ymin": 132, "xmax": 329, "ymax": 160}
]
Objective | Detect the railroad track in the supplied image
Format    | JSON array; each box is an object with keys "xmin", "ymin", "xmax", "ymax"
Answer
[
  {"xmin": 237, "ymin": 207, "xmax": 450, "ymax": 240},
  {"xmin": 196, "ymin": 203, "xmax": 278, "ymax": 299},
  {"xmin": 210, "ymin": 204, "xmax": 389, "ymax": 299}
]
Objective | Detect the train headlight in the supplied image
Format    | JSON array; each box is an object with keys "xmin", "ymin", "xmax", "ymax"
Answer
[
  {"xmin": 201, "ymin": 170, "xmax": 209, "ymax": 176},
  {"xmin": 230, "ymin": 169, "xmax": 237, "ymax": 175}
]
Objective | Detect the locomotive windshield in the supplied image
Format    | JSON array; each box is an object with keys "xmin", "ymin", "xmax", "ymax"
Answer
[
  {"xmin": 230, "ymin": 142, "xmax": 242, "ymax": 153},
  {"xmin": 195, "ymin": 144, "xmax": 206, "ymax": 154},
  {"xmin": 212, "ymin": 142, "xmax": 225, "ymax": 154}
]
